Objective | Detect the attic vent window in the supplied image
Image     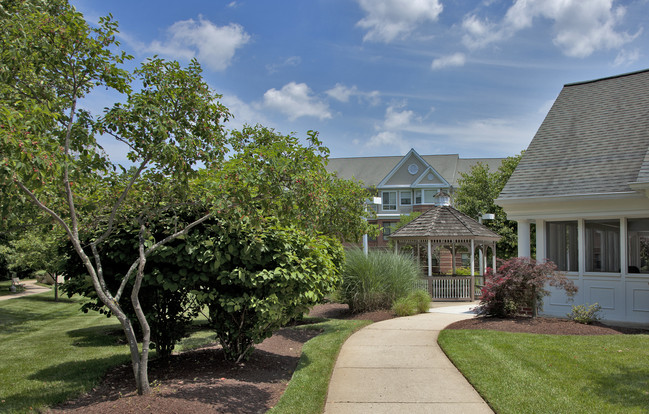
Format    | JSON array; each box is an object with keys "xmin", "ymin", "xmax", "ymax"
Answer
[
  {"xmin": 427, "ymin": 173, "xmax": 434, "ymax": 181},
  {"xmin": 408, "ymin": 164, "xmax": 419, "ymax": 175}
]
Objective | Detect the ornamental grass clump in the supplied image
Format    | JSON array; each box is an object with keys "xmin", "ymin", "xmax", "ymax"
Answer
[
  {"xmin": 340, "ymin": 248, "xmax": 420, "ymax": 313},
  {"xmin": 392, "ymin": 289, "xmax": 432, "ymax": 316},
  {"xmin": 479, "ymin": 257, "xmax": 578, "ymax": 318}
]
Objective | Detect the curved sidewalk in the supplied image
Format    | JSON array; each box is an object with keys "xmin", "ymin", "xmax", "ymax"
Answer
[
  {"xmin": 0, "ymin": 279, "xmax": 51, "ymax": 301},
  {"xmin": 324, "ymin": 303, "xmax": 493, "ymax": 413}
]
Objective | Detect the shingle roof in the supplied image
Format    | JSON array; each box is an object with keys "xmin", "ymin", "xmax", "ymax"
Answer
[
  {"xmin": 390, "ymin": 206, "xmax": 500, "ymax": 241},
  {"xmin": 499, "ymin": 69, "xmax": 649, "ymax": 200},
  {"xmin": 325, "ymin": 154, "xmax": 503, "ymax": 188}
]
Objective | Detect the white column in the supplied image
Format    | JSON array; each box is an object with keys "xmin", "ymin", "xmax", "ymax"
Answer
[
  {"xmin": 492, "ymin": 243, "xmax": 497, "ymax": 271},
  {"xmin": 517, "ymin": 220, "xmax": 531, "ymax": 257},
  {"xmin": 451, "ymin": 243, "xmax": 456, "ymax": 275},
  {"xmin": 470, "ymin": 239, "xmax": 475, "ymax": 276},
  {"xmin": 363, "ymin": 234, "xmax": 368, "ymax": 256},
  {"xmin": 428, "ymin": 239, "xmax": 432, "ymax": 277},
  {"xmin": 578, "ymin": 219, "xmax": 585, "ymax": 276},
  {"xmin": 620, "ymin": 218, "xmax": 627, "ymax": 279},
  {"xmin": 536, "ymin": 219, "xmax": 546, "ymax": 262},
  {"xmin": 394, "ymin": 240, "xmax": 399, "ymax": 254}
]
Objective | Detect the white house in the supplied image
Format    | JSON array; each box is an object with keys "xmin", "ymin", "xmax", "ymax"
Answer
[{"xmin": 497, "ymin": 69, "xmax": 649, "ymax": 324}]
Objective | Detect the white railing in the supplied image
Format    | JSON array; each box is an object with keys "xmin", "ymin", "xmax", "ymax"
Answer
[{"xmin": 414, "ymin": 276, "xmax": 483, "ymax": 301}]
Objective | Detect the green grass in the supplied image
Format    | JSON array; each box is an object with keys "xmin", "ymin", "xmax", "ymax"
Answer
[
  {"xmin": 0, "ymin": 292, "xmax": 131, "ymax": 413},
  {"xmin": 0, "ymin": 292, "xmax": 369, "ymax": 414},
  {"xmin": 269, "ymin": 317, "xmax": 372, "ymax": 414},
  {"xmin": 438, "ymin": 329, "xmax": 649, "ymax": 414}
]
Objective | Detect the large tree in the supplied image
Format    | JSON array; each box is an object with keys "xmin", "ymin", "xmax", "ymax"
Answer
[
  {"xmin": 1, "ymin": 0, "xmax": 373, "ymax": 395},
  {"xmin": 454, "ymin": 153, "xmax": 522, "ymax": 260},
  {"xmin": 1, "ymin": 1, "xmax": 230, "ymax": 394}
]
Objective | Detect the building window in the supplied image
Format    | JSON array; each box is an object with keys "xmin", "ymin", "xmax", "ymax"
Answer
[
  {"xmin": 424, "ymin": 189, "xmax": 437, "ymax": 204},
  {"xmin": 400, "ymin": 191, "xmax": 412, "ymax": 206},
  {"xmin": 627, "ymin": 218, "xmax": 649, "ymax": 273},
  {"xmin": 382, "ymin": 191, "xmax": 397, "ymax": 211},
  {"xmin": 414, "ymin": 190, "xmax": 422, "ymax": 204},
  {"xmin": 382, "ymin": 222, "xmax": 394, "ymax": 241},
  {"xmin": 585, "ymin": 220, "xmax": 620, "ymax": 273},
  {"xmin": 546, "ymin": 221, "xmax": 578, "ymax": 272}
]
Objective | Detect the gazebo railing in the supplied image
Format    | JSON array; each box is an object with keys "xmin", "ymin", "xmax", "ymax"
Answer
[{"xmin": 414, "ymin": 276, "xmax": 484, "ymax": 301}]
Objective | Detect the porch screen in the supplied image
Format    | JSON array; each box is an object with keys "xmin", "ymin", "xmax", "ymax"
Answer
[
  {"xmin": 546, "ymin": 221, "xmax": 578, "ymax": 272},
  {"xmin": 627, "ymin": 218, "xmax": 649, "ymax": 273},
  {"xmin": 585, "ymin": 220, "xmax": 620, "ymax": 273}
]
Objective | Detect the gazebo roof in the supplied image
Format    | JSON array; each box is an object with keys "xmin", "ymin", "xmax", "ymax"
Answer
[{"xmin": 390, "ymin": 206, "xmax": 500, "ymax": 242}]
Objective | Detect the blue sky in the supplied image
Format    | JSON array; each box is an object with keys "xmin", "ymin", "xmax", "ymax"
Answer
[{"xmin": 71, "ymin": 0, "xmax": 649, "ymax": 161}]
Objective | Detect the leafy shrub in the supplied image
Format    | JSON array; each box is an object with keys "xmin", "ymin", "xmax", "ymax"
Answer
[
  {"xmin": 62, "ymin": 217, "xmax": 200, "ymax": 359},
  {"xmin": 568, "ymin": 303, "xmax": 602, "ymax": 324},
  {"xmin": 194, "ymin": 222, "xmax": 343, "ymax": 362},
  {"xmin": 392, "ymin": 297, "xmax": 416, "ymax": 316},
  {"xmin": 340, "ymin": 248, "xmax": 420, "ymax": 313},
  {"xmin": 479, "ymin": 257, "xmax": 578, "ymax": 318},
  {"xmin": 445, "ymin": 266, "xmax": 472, "ymax": 276}
]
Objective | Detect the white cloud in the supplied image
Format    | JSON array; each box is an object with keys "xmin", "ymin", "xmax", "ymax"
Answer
[
  {"xmin": 356, "ymin": 0, "xmax": 443, "ymax": 43},
  {"xmin": 384, "ymin": 103, "xmax": 419, "ymax": 130},
  {"xmin": 462, "ymin": 0, "xmax": 637, "ymax": 58},
  {"xmin": 148, "ymin": 16, "xmax": 250, "ymax": 71},
  {"xmin": 326, "ymin": 84, "xmax": 359, "ymax": 102},
  {"xmin": 326, "ymin": 83, "xmax": 381, "ymax": 105},
  {"xmin": 366, "ymin": 131, "xmax": 411, "ymax": 153},
  {"xmin": 262, "ymin": 82, "xmax": 332, "ymax": 121},
  {"xmin": 431, "ymin": 53, "xmax": 467, "ymax": 70},
  {"xmin": 614, "ymin": 48, "xmax": 640, "ymax": 66},
  {"xmin": 266, "ymin": 56, "xmax": 302, "ymax": 74}
]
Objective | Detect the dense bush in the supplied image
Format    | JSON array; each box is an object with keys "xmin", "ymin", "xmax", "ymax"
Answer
[
  {"xmin": 193, "ymin": 222, "xmax": 343, "ymax": 362},
  {"xmin": 479, "ymin": 257, "xmax": 577, "ymax": 318},
  {"xmin": 340, "ymin": 248, "xmax": 420, "ymax": 312},
  {"xmin": 62, "ymin": 218, "xmax": 200, "ymax": 359},
  {"xmin": 568, "ymin": 303, "xmax": 602, "ymax": 324}
]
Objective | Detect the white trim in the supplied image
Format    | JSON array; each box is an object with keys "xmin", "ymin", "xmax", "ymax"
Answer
[
  {"xmin": 411, "ymin": 166, "xmax": 450, "ymax": 188},
  {"xmin": 377, "ymin": 148, "xmax": 432, "ymax": 189},
  {"xmin": 496, "ymin": 191, "xmax": 641, "ymax": 206}
]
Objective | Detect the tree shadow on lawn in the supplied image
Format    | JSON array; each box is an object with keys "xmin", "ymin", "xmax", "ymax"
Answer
[
  {"xmin": 66, "ymin": 324, "xmax": 125, "ymax": 347},
  {"xmin": 588, "ymin": 366, "xmax": 649, "ymax": 411},
  {"xmin": 6, "ymin": 355, "xmax": 132, "ymax": 412}
]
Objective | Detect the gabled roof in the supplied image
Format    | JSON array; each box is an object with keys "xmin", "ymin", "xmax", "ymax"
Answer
[
  {"xmin": 326, "ymin": 150, "xmax": 503, "ymax": 188},
  {"xmin": 377, "ymin": 149, "xmax": 450, "ymax": 189},
  {"xmin": 390, "ymin": 205, "xmax": 500, "ymax": 241},
  {"xmin": 499, "ymin": 69, "xmax": 649, "ymax": 200}
]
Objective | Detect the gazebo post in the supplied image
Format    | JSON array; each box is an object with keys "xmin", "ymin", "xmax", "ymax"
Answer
[
  {"xmin": 470, "ymin": 240, "xmax": 475, "ymax": 276},
  {"xmin": 451, "ymin": 243, "xmax": 456, "ymax": 275},
  {"xmin": 492, "ymin": 242, "xmax": 497, "ymax": 271},
  {"xmin": 470, "ymin": 239, "xmax": 475, "ymax": 301},
  {"xmin": 394, "ymin": 240, "xmax": 399, "ymax": 254},
  {"xmin": 427, "ymin": 239, "xmax": 432, "ymax": 277}
]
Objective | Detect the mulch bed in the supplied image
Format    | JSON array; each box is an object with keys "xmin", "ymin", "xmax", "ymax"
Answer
[{"xmin": 47, "ymin": 303, "xmax": 647, "ymax": 413}]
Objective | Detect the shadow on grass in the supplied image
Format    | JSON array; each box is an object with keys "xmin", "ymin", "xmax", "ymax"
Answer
[
  {"xmin": 67, "ymin": 324, "xmax": 124, "ymax": 347},
  {"xmin": 1, "ymin": 354, "xmax": 132, "ymax": 413},
  {"xmin": 589, "ymin": 366, "xmax": 649, "ymax": 411}
]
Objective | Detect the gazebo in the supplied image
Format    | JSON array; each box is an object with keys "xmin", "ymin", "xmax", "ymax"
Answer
[{"xmin": 390, "ymin": 205, "xmax": 501, "ymax": 301}]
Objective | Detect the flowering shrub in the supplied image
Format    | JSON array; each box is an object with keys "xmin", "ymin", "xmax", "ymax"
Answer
[
  {"xmin": 479, "ymin": 257, "xmax": 578, "ymax": 317},
  {"xmin": 568, "ymin": 303, "xmax": 602, "ymax": 324}
]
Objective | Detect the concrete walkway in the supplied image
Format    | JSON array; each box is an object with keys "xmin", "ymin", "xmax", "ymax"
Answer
[
  {"xmin": 324, "ymin": 302, "xmax": 493, "ymax": 414},
  {"xmin": 0, "ymin": 279, "xmax": 51, "ymax": 301}
]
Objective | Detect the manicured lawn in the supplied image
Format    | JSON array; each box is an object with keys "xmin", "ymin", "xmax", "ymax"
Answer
[
  {"xmin": 0, "ymin": 292, "xmax": 132, "ymax": 413},
  {"xmin": 270, "ymin": 318, "xmax": 372, "ymax": 413},
  {"xmin": 1, "ymin": 292, "xmax": 369, "ymax": 414},
  {"xmin": 438, "ymin": 329, "xmax": 649, "ymax": 414}
]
